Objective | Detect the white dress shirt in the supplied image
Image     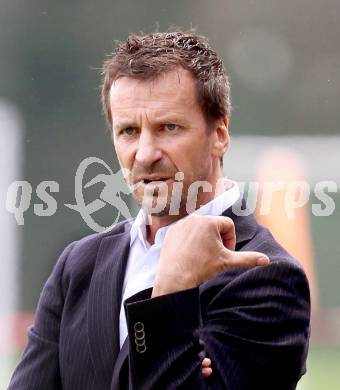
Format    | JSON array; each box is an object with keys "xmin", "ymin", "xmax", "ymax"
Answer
[{"xmin": 119, "ymin": 179, "xmax": 240, "ymax": 348}]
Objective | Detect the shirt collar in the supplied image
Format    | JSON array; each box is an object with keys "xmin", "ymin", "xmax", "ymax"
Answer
[
  {"xmin": 130, "ymin": 179, "xmax": 240, "ymax": 248},
  {"xmin": 129, "ymin": 207, "xmax": 150, "ymax": 249}
]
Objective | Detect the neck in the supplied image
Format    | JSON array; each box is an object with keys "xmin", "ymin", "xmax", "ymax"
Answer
[{"xmin": 145, "ymin": 214, "xmax": 183, "ymax": 244}]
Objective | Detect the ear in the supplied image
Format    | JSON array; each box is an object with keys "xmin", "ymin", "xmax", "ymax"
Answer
[{"xmin": 212, "ymin": 116, "xmax": 229, "ymax": 158}]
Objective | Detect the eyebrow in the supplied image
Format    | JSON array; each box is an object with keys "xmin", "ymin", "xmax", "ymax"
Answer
[
  {"xmin": 154, "ymin": 114, "xmax": 188, "ymax": 124},
  {"xmin": 112, "ymin": 115, "xmax": 188, "ymax": 130},
  {"xmin": 112, "ymin": 120, "xmax": 135, "ymax": 130}
]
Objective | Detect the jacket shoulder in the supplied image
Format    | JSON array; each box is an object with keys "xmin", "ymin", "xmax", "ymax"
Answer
[
  {"xmin": 246, "ymin": 221, "xmax": 302, "ymax": 268},
  {"xmin": 55, "ymin": 219, "xmax": 132, "ymax": 291},
  {"xmin": 66, "ymin": 218, "xmax": 131, "ymax": 258}
]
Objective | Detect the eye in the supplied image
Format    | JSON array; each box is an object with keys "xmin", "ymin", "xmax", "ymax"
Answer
[
  {"xmin": 121, "ymin": 127, "xmax": 135, "ymax": 135},
  {"xmin": 164, "ymin": 123, "xmax": 178, "ymax": 131}
]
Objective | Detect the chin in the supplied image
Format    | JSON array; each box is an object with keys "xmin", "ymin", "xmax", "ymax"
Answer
[
  {"xmin": 139, "ymin": 194, "xmax": 170, "ymax": 215},
  {"xmin": 143, "ymin": 207, "xmax": 172, "ymax": 217},
  {"xmin": 133, "ymin": 187, "xmax": 190, "ymax": 217}
]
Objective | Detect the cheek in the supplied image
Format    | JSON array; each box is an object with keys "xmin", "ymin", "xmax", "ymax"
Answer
[
  {"xmin": 115, "ymin": 144, "xmax": 132, "ymax": 166},
  {"xmin": 176, "ymin": 142, "xmax": 210, "ymax": 167}
]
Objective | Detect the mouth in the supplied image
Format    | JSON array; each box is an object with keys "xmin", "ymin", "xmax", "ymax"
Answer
[{"xmin": 142, "ymin": 177, "xmax": 170, "ymax": 184}]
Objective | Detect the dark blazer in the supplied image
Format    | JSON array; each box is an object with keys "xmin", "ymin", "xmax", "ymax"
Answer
[{"xmin": 8, "ymin": 206, "xmax": 311, "ymax": 390}]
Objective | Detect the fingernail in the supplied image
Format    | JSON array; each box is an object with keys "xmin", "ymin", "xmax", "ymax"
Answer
[
  {"xmin": 202, "ymin": 367, "xmax": 212, "ymax": 377},
  {"xmin": 257, "ymin": 256, "xmax": 270, "ymax": 266}
]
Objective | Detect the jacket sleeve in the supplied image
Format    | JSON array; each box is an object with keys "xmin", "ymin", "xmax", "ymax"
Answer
[
  {"xmin": 8, "ymin": 241, "xmax": 76, "ymax": 390},
  {"xmin": 124, "ymin": 261, "xmax": 311, "ymax": 390}
]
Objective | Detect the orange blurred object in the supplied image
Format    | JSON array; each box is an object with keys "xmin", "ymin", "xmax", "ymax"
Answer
[
  {"xmin": 0, "ymin": 311, "xmax": 34, "ymax": 353},
  {"xmin": 256, "ymin": 148, "xmax": 319, "ymax": 314}
]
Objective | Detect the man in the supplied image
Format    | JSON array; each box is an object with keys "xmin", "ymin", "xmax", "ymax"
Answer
[{"xmin": 9, "ymin": 31, "xmax": 310, "ymax": 389}]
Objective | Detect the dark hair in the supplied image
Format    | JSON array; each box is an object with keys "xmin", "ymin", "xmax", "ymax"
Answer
[{"xmin": 101, "ymin": 30, "xmax": 231, "ymax": 129}]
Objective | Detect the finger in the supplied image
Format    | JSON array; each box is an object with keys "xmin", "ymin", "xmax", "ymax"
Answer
[
  {"xmin": 223, "ymin": 249, "xmax": 270, "ymax": 269},
  {"xmin": 201, "ymin": 358, "xmax": 211, "ymax": 368},
  {"xmin": 201, "ymin": 367, "xmax": 212, "ymax": 378},
  {"xmin": 214, "ymin": 216, "xmax": 236, "ymax": 251}
]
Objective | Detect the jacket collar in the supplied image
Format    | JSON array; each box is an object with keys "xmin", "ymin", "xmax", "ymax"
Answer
[
  {"xmin": 87, "ymin": 223, "xmax": 131, "ymax": 387},
  {"xmin": 222, "ymin": 197, "xmax": 258, "ymax": 249}
]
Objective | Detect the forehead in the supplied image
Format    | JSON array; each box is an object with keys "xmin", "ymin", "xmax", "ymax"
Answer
[{"xmin": 109, "ymin": 68, "xmax": 200, "ymax": 114}]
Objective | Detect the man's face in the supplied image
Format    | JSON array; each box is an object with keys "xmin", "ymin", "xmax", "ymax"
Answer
[{"xmin": 110, "ymin": 68, "xmax": 225, "ymax": 216}]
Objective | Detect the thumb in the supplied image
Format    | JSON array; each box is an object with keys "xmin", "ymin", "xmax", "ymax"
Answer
[{"xmin": 222, "ymin": 249, "xmax": 270, "ymax": 269}]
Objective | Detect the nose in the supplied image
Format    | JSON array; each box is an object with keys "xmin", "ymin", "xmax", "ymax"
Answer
[{"xmin": 135, "ymin": 130, "xmax": 162, "ymax": 167}]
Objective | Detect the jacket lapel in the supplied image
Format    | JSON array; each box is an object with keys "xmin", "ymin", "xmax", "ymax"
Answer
[
  {"xmin": 222, "ymin": 198, "xmax": 258, "ymax": 248},
  {"xmin": 111, "ymin": 337, "xmax": 131, "ymax": 390},
  {"xmin": 87, "ymin": 224, "xmax": 131, "ymax": 387}
]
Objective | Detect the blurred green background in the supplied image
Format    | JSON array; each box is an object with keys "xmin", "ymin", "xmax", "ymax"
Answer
[{"xmin": 0, "ymin": 0, "xmax": 339, "ymax": 388}]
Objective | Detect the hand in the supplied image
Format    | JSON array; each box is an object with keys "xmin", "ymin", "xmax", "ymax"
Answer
[
  {"xmin": 152, "ymin": 215, "xmax": 269, "ymax": 297},
  {"xmin": 201, "ymin": 357, "xmax": 212, "ymax": 378}
]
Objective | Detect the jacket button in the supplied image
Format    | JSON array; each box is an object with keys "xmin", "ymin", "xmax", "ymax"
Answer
[
  {"xmin": 135, "ymin": 329, "xmax": 145, "ymax": 340},
  {"xmin": 134, "ymin": 322, "xmax": 144, "ymax": 332},
  {"xmin": 133, "ymin": 322, "xmax": 146, "ymax": 353},
  {"xmin": 136, "ymin": 343, "xmax": 146, "ymax": 353},
  {"xmin": 134, "ymin": 335, "xmax": 146, "ymax": 353}
]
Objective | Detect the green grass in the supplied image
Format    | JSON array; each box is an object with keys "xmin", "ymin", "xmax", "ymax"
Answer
[
  {"xmin": 0, "ymin": 352, "xmax": 19, "ymax": 390},
  {"xmin": 297, "ymin": 347, "xmax": 340, "ymax": 390}
]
